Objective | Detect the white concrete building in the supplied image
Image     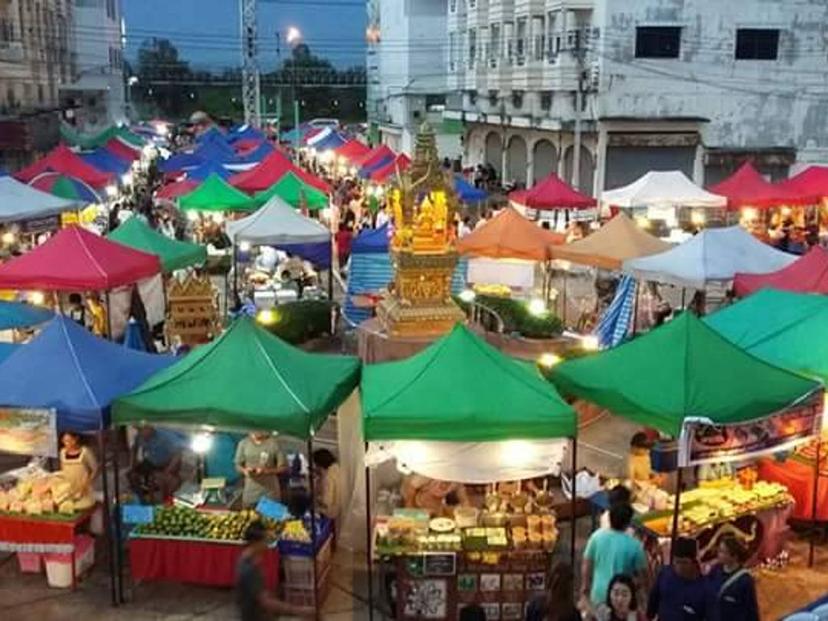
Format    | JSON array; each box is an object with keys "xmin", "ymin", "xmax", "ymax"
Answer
[
  {"xmin": 60, "ymin": 0, "xmax": 125, "ymax": 131},
  {"xmin": 444, "ymin": 0, "xmax": 828, "ymax": 194},
  {"xmin": 366, "ymin": 0, "xmax": 461, "ymax": 157}
]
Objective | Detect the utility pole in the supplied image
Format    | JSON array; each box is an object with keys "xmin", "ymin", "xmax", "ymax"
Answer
[
  {"xmin": 572, "ymin": 17, "xmax": 584, "ymax": 191},
  {"xmin": 240, "ymin": 0, "xmax": 261, "ymax": 127}
]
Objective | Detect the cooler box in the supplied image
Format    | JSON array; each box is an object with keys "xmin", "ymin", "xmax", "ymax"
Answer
[
  {"xmin": 651, "ymin": 440, "xmax": 678, "ymax": 473},
  {"xmin": 43, "ymin": 535, "xmax": 95, "ymax": 588},
  {"xmin": 17, "ymin": 552, "xmax": 42, "ymax": 573}
]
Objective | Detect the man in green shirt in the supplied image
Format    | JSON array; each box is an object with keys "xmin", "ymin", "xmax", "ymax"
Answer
[{"xmin": 234, "ymin": 432, "xmax": 287, "ymax": 508}]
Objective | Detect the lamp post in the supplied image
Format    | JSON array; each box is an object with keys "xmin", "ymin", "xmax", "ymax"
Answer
[{"xmin": 286, "ymin": 26, "xmax": 302, "ymax": 136}]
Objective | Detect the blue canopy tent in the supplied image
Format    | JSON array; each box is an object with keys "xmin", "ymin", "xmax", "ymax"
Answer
[
  {"xmin": 313, "ymin": 131, "xmax": 347, "ymax": 151},
  {"xmin": 344, "ymin": 225, "xmax": 467, "ymax": 325},
  {"xmin": 228, "ymin": 125, "xmax": 266, "ymax": 144},
  {"xmin": 158, "ymin": 152, "xmax": 204, "ymax": 173},
  {"xmin": 186, "ymin": 160, "xmax": 232, "ymax": 181},
  {"xmin": 196, "ymin": 126, "xmax": 228, "ymax": 144},
  {"xmin": 0, "ymin": 343, "xmax": 20, "ymax": 364},
  {"xmin": 81, "ymin": 149, "xmax": 130, "ymax": 175},
  {"xmin": 358, "ymin": 154, "xmax": 395, "ymax": 179},
  {"xmin": 0, "ymin": 315, "xmax": 173, "ymax": 431},
  {"xmin": 234, "ymin": 141, "xmax": 275, "ymax": 165},
  {"xmin": 454, "ymin": 175, "xmax": 488, "ymax": 203},
  {"xmin": 193, "ymin": 141, "xmax": 238, "ymax": 164},
  {"xmin": 0, "ymin": 300, "xmax": 53, "ymax": 330}
]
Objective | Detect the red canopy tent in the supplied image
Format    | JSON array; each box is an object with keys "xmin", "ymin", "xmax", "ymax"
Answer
[
  {"xmin": 228, "ymin": 150, "xmax": 330, "ymax": 194},
  {"xmin": 777, "ymin": 166, "xmax": 828, "ymax": 201},
  {"xmin": 508, "ymin": 172, "xmax": 596, "ymax": 210},
  {"xmin": 707, "ymin": 162, "xmax": 816, "ymax": 209},
  {"xmin": 356, "ymin": 145, "xmax": 395, "ymax": 170},
  {"xmin": 14, "ymin": 145, "xmax": 113, "ymax": 189},
  {"xmin": 105, "ymin": 138, "xmax": 140, "ymax": 162},
  {"xmin": 0, "ymin": 226, "xmax": 161, "ymax": 291},
  {"xmin": 155, "ymin": 179, "xmax": 198, "ymax": 200},
  {"xmin": 335, "ymin": 139, "xmax": 371, "ymax": 163},
  {"xmin": 371, "ymin": 154, "xmax": 411, "ymax": 183},
  {"xmin": 733, "ymin": 246, "xmax": 828, "ymax": 296}
]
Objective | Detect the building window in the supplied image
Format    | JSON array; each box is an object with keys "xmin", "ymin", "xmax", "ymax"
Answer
[
  {"xmin": 449, "ymin": 0, "xmax": 457, "ymax": 14},
  {"xmin": 735, "ymin": 29, "xmax": 779, "ymax": 60},
  {"xmin": 468, "ymin": 28, "xmax": 476, "ymax": 68},
  {"xmin": 635, "ymin": 26, "xmax": 681, "ymax": 59},
  {"xmin": 448, "ymin": 31, "xmax": 457, "ymax": 71},
  {"xmin": 489, "ymin": 24, "xmax": 500, "ymax": 68},
  {"xmin": 488, "ymin": 90, "xmax": 498, "ymax": 107},
  {"xmin": 37, "ymin": 84, "xmax": 43, "ymax": 104},
  {"xmin": 512, "ymin": 90, "xmax": 524, "ymax": 109},
  {"xmin": 540, "ymin": 91, "xmax": 553, "ymax": 110}
]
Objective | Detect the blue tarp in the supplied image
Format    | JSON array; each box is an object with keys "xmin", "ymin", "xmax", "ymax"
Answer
[
  {"xmin": 454, "ymin": 175, "xmax": 488, "ymax": 203},
  {"xmin": 351, "ymin": 224, "xmax": 390, "ymax": 254},
  {"xmin": 0, "ymin": 316, "xmax": 174, "ymax": 431},
  {"xmin": 358, "ymin": 154, "xmax": 395, "ymax": 179},
  {"xmin": 158, "ymin": 152, "xmax": 204, "ymax": 173},
  {"xmin": 187, "ymin": 160, "xmax": 232, "ymax": 181},
  {"xmin": 0, "ymin": 301, "xmax": 53, "ymax": 330},
  {"xmin": 81, "ymin": 149, "xmax": 130, "ymax": 175}
]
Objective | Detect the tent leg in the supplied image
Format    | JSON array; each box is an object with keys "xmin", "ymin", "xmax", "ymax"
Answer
[
  {"xmin": 809, "ymin": 439, "xmax": 822, "ymax": 567},
  {"xmin": 98, "ymin": 432, "xmax": 119, "ymax": 607},
  {"xmin": 631, "ymin": 281, "xmax": 640, "ymax": 336},
  {"xmin": 680, "ymin": 288, "xmax": 686, "ymax": 310},
  {"xmin": 112, "ymin": 431, "xmax": 125, "ymax": 603},
  {"xmin": 570, "ymin": 436, "xmax": 578, "ymax": 567},
  {"xmin": 670, "ymin": 467, "xmax": 684, "ymax": 564},
  {"xmin": 105, "ymin": 292, "xmax": 114, "ymax": 341},
  {"xmin": 364, "ymin": 460, "xmax": 375, "ymax": 621},
  {"xmin": 307, "ymin": 437, "xmax": 320, "ymax": 620},
  {"xmin": 232, "ymin": 243, "xmax": 239, "ymax": 307},
  {"xmin": 562, "ymin": 270, "xmax": 569, "ymax": 327},
  {"xmin": 328, "ymin": 264, "xmax": 334, "ymax": 301}
]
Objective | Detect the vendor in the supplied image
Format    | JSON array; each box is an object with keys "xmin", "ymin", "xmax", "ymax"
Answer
[
  {"xmin": 312, "ymin": 449, "xmax": 341, "ymax": 521},
  {"xmin": 628, "ymin": 432, "xmax": 663, "ymax": 491},
  {"xmin": 129, "ymin": 425, "xmax": 183, "ymax": 503},
  {"xmin": 401, "ymin": 474, "xmax": 470, "ymax": 517},
  {"xmin": 59, "ymin": 432, "xmax": 99, "ymax": 509},
  {"xmin": 235, "ymin": 432, "xmax": 287, "ymax": 508}
]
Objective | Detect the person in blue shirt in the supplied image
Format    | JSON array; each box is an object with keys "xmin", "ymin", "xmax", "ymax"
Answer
[
  {"xmin": 647, "ymin": 537, "xmax": 707, "ymax": 621},
  {"xmin": 706, "ymin": 536, "xmax": 760, "ymax": 621},
  {"xmin": 129, "ymin": 426, "xmax": 183, "ymax": 502}
]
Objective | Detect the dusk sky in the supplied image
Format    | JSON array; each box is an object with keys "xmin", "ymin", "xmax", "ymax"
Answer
[{"xmin": 123, "ymin": 0, "xmax": 367, "ymax": 71}]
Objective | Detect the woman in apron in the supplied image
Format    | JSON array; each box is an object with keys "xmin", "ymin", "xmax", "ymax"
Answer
[{"xmin": 59, "ymin": 432, "xmax": 99, "ymax": 509}]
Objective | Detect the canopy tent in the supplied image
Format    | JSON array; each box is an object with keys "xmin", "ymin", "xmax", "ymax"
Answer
[
  {"xmin": 108, "ymin": 217, "xmax": 206, "ymax": 272},
  {"xmin": 14, "ymin": 145, "xmax": 113, "ymax": 189},
  {"xmin": 227, "ymin": 125, "xmax": 266, "ymax": 145},
  {"xmin": 0, "ymin": 315, "xmax": 173, "ymax": 431},
  {"xmin": 622, "ymin": 226, "xmax": 796, "ymax": 289},
  {"xmin": 229, "ymin": 150, "xmax": 331, "ymax": 194},
  {"xmin": 280, "ymin": 125, "xmax": 311, "ymax": 146},
  {"xmin": 359, "ymin": 153, "xmax": 397, "ymax": 179},
  {"xmin": 705, "ymin": 288, "xmax": 828, "ymax": 384},
  {"xmin": 351, "ymin": 224, "xmax": 390, "ymax": 254},
  {"xmin": 186, "ymin": 160, "xmax": 232, "ymax": 181},
  {"xmin": 335, "ymin": 139, "xmax": 371, "ymax": 163},
  {"xmin": 60, "ymin": 124, "xmax": 145, "ymax": 150},
  {"xmin": 600, "ymin": 171, "xmax": 726, "ymax": 209},
  {"xmin": 454, "ymin": 175, "xmax": 488, "ymax": 203},
  {"xmin": 776, "ymin": 165, "xmax": 828, "ymax": 200},
  {"xmin": 552, "ymin": 311, "xmax": 821, "ymax": 436},
  {"xmin": 155, "ymin": 179, "xmax": 198, "ymax": 201},
  {"xmin": 227, "ymin": 195, "xmax": 331, "ymax": 245},
  {"xmin": 456, "ymin": 207, "xmax": 565, "ymax": 261},
  {"xmin": 708, "ymin": 162, "xmax": 815, "ymax": 209},
  {"xmin": 509, "ymin": 172, "xmax": 596, "ymax": 210},
  {"xmin": 178, "ymin": 173, "xmax": 257, "ymax": 212},
  {"xmin": 357, "ymin": 145, "xmax": 395, "ymax": 170},
  {"xmin": 29, "ymin": 172, "xmax": 101, "ymax": 203},
  {"xmin": 362, "ymin": 323, "xmax": 576, "ymax": 441},
  {"xmin": 254, "ymin": 171, "xmax": 329, "ymax": 211},
  {"xmin": 80, "ymin": 148, "xmax": 130, "ymax": 175},
  {"xmin": 733, "ymin": 246, "xmax": 828, "ymax": 296},
  {"xmin": 158, "ymin": 152, "xmax": 204, "ymax": 173},
  {"xmin": 193, "ymin": 141, "xmax": 238, "ymax": 164},
  {"xmin": 234, "ymin": 141, "xmax": 274, "ymax": 165},
  {"xmin": 311, "ymin": 131, "xmax": 347, "ymax": 152},
  {"xmin": 196, "ymin": 126, "xmax": 228, "ymax": 144},
  {"xmin": 104, "ymin": 138, "xmax": 141, "ymax": 163},
  {"xmin": 113, "ymin": 317, "xmax": 360, "ymax": 438},
  {"xmin": 0, "ymin": 176, "xmax": 81, "ymax": 222},
  {"xmin": 0, "ymin": 300, "xmax": 53, "ymax": 330},
  {"xmin": 0, "ymin": 225, "xmax": 161, "ymax": 291},
  {"xmin": 306, "ymin": 127, "xmax": 334, "ymax": 148},
  {"xmin": 550, "ymin": 212, "xmax": 672, "ymax": 270},
  {"xmin": 369, "ymin": 154, "xmax": 411, "ymax": 183}
]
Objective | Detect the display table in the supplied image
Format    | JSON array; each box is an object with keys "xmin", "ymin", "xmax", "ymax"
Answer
[
  {"xmin": 129, "ymin": 535, "xmax": 280, "ymax": 589},
  {"xmin": 0, "ymin": 506, "xmax": 95, "ymax": 554},
  {"xmin": 758, "ymin": 456, "xmax": 828, "ymax": 521}
]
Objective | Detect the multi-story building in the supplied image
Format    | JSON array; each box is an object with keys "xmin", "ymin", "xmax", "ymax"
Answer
[
  {"xmin": 445, "ymin": 0, "xmax": 828, "ymax": 195},
  {"xmin": 366, "ymin": 0, "xmax": 461, "ymax": 157},
  {"xmin": 60, "ymin": 0, "xmax": 126, "ymax": 131}
]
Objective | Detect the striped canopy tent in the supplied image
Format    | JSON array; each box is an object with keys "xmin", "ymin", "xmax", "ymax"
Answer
[
  {"xmin": 29, "ymin": 172, "xmax": 101, "ymax": 204},
  {"xmin": 81, "ymin": 148, "xmax": 130, "ymax": 175},
  {"xmin": 229, "ymin": 149, "xmax": 330, "ymax": 194},
  {"xmin": 370, "ymin": 154, "xmax": 411, "ymax": 183},
  {"xmin": 14, "ymin": 145, "xmax": 113, "ymax": 189}
]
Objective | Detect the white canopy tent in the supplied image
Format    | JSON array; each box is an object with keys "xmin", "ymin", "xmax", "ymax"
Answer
[
  {"xmin": 622, "ymin": 226, "xmax": 796, "ymax": 289},
  {"xmin": 226, "ymin": 195, "xmax": 331, "ymax": 245},
  {"xmin": 0, "ymin": 177, "xmax": 80, "ymax": 223},
  {"xmin": 600, "ymin": 171, "xmax": 726, "ymax": 209}
]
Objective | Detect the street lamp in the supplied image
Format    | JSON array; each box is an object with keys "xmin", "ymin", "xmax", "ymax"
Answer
[
  {"xmin": 286, "ymin": 27, "xmax": 303, "ymax": 137},
  {"xmin": 286, "ymin": 26, "xmax": 302, "ymax": 45}
]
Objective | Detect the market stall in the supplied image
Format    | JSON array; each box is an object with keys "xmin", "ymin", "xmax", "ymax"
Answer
[
  {"xmin": 733, "ymin": 246, "xmax": 828, "ymax": 296},
  {"xmin": 107, "ymin": 217, "xmax": 207, "ymax": 274},
  {"xmin": 0, "ymin": 176, "xmax": 82, "ymax": 229},
  {"xmin": 509, "ymin": 172, "xmax": 597, "ymax": 227},
  {"xmin": 14, "ymin": 145, "xmax": 114, "ymax": 190},
  {"xmin": 229, "ymin": 149, "xmax": 331, "ymax": 194},
  {"xmin": 361, "ymin": 324, "xmax": 578, "ymax": 621},
  {"xmin": 551, "ymin": 311, "xmax": 823, "ymax": 570},
  {"xmin": 253, "ymin": 171, "xmax": 329, "ymax": 211}
]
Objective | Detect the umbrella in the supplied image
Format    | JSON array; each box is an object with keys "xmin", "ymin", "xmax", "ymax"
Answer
[{"xmin": 29, "ymin": 172, "xmax": 101, "ymax": 203}]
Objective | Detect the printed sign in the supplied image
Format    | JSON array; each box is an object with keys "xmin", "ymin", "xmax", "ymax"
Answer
[
  {"xmin": 0, "ymin": 408, "xmax": 58, "ymax": 458},
  {"xmin": 255, "ymin": 497, "xmax": 288, "ymax": 521},
  {"xmin": 122, "ymin": 504, "xmax": 154, "ymax": 525},
  {"xmin": 679, "ymin": 391, "xmax": 824, "ymax": 467}
]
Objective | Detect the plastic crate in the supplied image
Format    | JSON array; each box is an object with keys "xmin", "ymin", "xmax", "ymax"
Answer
[
  {"xmin": 283, "ymin": 535, "xmax": 333, "ymax": 589},
  {"xmin": 43, "ymin": 535, "xmax": 95, "ymax": 589},
  {"xmin": 16, "ymin": 552, "xmax": 42, "ymax": 573},
  {"xmin": 283, "ymin": 565, "xmax": 331, "ymax": 607},
  {"xmin": 278, "ymin": 517, "xmax": 332, "ymax": 557}
]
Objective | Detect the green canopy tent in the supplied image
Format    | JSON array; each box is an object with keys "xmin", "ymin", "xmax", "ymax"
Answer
[
  {"xmin": 254, "ymin": 171, "xmax": 329, "ymax": 211},
  {"xmin": 178, "ymin": 173, "xmax": 257, "ymax": 213},
  {"xmin": 704, "ymin": 289, "xmax": 828, "ymax": 384},
  {"xmin": 108, "ymin": 217, "xmax": 207, "ymax": 272},
  {"xmin": 61, "ymin": 124, "xmax": 145, "ymax": 150}
]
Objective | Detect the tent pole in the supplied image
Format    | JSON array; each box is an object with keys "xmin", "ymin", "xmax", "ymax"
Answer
[
  {"xmin": 112, "ymin": 429, "xmax": 125, "ymax": 603},
  {"xmin": 631, "ymin": 281, "xmax": 640, "ymax": 336},
  {"xmin": 809, "ymin": 438, "xmax": 821, "ymax": 567},
  {"xmin": 98, "ymin": 432, "xmax": 118, "ymax": 606},
  {"xmin": 105, "ymin": 291, "xmax": 114, "ymax": 341},
  {"xmin": 232, "ymin": 241, "xmax": 239, "ymax": 306},
  {"xmin": 328, "ymin": 263, "xmax": 334, "ymax": 301},
  {"xmin": 669, "ymin": 466, "xmax": 684, "ymax": 563},
  {"xmin": 307, "ymin": 436, "xmax": 320, "ymax": 619},
  {"xmin": 364, "ymin": 449, "xmax": 375, "ymax": 621},
  {"xmin": 680, "ymin": 288, "xmax": 686, "ymax": 310},
  {"xmin": 570, "ymin": 436, "xmax": 577, "ymax": 567},
  {"xmin": 562, "ymin": 269, "xmax": 569, "ymax": 327}
]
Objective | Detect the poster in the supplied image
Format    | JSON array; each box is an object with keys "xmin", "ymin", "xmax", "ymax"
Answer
[
  {"xmin": 0, "ymin": 408, "xmax": 58, "ymax": 458},
  {"xmin": 679, "ymin": 392, "xmax": 823, "ymax": 467}
]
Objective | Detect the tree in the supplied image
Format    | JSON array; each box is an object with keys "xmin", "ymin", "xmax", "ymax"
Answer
[{"xmin": 136, "ymin": 38, "xmax": 193, "ymax": 119}]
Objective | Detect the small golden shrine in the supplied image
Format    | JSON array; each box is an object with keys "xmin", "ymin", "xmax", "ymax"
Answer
[
  {"xmin": 165, "ymin": 275, "xmax": 221, "ymax": 346},
  {"xmin": 376, "ymin": 122, "xmax": 466, "ymax": 337}
]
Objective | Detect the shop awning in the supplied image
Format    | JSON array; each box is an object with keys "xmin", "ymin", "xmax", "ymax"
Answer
[
  {"xmin": 113, "ymin": 317, "xmax": 360, "ymax": 438},
  {"xmin": 254, "ymin": 171, "xmax": 329, "ymax": 211},
  {"xmin": 776, "ymin": 165, "xmax": 828, "ymax": 201},
  {"xmin": 623, "ymin": 226, "xmax": 796, "ymax": 289},
  {"xmin": 0, "ymin": 225, "xmax": 161, "ymax": 291},
  {"xmin": 0, "ymin": 315, "xmax": 173, "ymax": 431},
  {"xmin": 601, "ymin": 171, "xmax": 726, "ymax": 209},
  {"xmin": 108, "ymin": 217, "xmax": 206, "ymax": 273},
  {"xmin": 229, "ymin": 150, "xmax": 331, "ymax": 194},
  {"xmin": 14, "ymin": 145, "xmax": 113, "ymax": 189},
  {"xmin": 456, "ymin": 207, "xmax": 565, "ymax": 262},
  {"xmin": 707, "ymin": 162, "xmax": 815, "ymax": 209},
  {"xmin": 551, "ymin": 311, "xmax": 822, "ymax": 436},
  {"xmin": 178, "ymin": 173, "xmax": 257, "ymax": 212},
  {"xmin": 227, "ymin": 195, "xmax": 331, "ymax": 245},
  {"xmin": 0, "ymin": 176, "xmax": 81, "ymax": 220},
  {"xmin": 733, "ymin": 246, "xmax": 828, "ymax": 296},
  {"xmin": 362, "ymin": 324, "xmax": 576, "ymax": 441},
  {"xmin": 509, "ymin": 172, "xmax": 596, "ymax": 210},
  {"xmin": 550, "ymin": 212, "xmax": 672, "ymax": 270}
]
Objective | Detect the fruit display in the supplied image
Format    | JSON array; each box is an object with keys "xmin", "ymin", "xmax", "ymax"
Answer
[
  {"xmin": 0, "ymin": 473, "xmax": 81, "ymax": 517},
  {"xmin": 281, "ymin": 519, "xmax": 311, "ymax": 543},
  {"xmin": 133, "ymin": 506, "xmax": 279, "ymax": 542}
]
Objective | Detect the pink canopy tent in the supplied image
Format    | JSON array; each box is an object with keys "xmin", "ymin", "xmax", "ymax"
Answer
[
  {"xmin": 105, "ymin": 138, "xmax": 140, "ymax": 162},
  {"xmin": 335, "ymin": 139, "xmax": 371, "ymax": 163},
  {"xmin": 14, "ymin": 145, "xmax": 113, "ymax": 189},
  {"xmin": 707, "ymin": 162, "xmax": 816, "ymax": 209},
  {"xmin": 734, "ymin": 246, "xmax": 828, "ymax": 296},
  {"xmin": 776, "ymin": 166, "xmax": 828, "ymax": 201},
  {"xmin": 0, "ymin": 226, "xmax": 161, "ymax": 291},
  {"xmin": 356, "ymin": 145, "xmax": 395, "ymax": 170},
  {"xmin": 229, "ymin": 150, "xmax": 330, "ymax": 194},
  {"xmin": 155, "ymin": 179, "xmax": 198, "ymax": 200},
  {"xmin": 509, "ymin": 172, "xmax": 596, "ymax": 210}
]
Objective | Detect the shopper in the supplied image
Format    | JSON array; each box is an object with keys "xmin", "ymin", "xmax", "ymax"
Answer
[
  {"xmin": 647, "ymin": 537, "xmax": 707, "ymax": 621},
  {"xmin": 235, "ymin": 432, "xmax": 287, "ymax": 508},
  {"xmin": 312, "ymin": 448, "xmax": 342, "ymax": 521},
  {"xmin": 600, "ymin": 484, "xmax": 632, "ymax": 530},
  {"xmin": 581, "ymin": 504, "xmax": 647, "ymax": 606},
  {"xmin": 335, "ymin": 222, "xmax": 353, "ymax": 273},
  {"xmin": 706, "ymin": 537, "xmax": 759, "ymax": 621},
  {"xmin": 526, "ymin": 561, "xmax": 581, "ymax": 621},
  {"xmin": 591, "ymin": 574, "xmax": 645, "ymax": 621},
  {"xmin": 236, "ymin": 522, "xmax": 313, "ymax": 621}
]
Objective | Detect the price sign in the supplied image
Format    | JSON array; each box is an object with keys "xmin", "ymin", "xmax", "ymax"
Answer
[
  {"xmin": 122, "ymin": 504, "xmax": 154, "ymax": 524},
  {"xmin": 255, "ymin": 497, "xmax": 288, "ymax": 521}
]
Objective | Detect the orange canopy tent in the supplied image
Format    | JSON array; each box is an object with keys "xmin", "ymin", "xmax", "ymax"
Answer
[
  {"xmin": 550, "ymin": 212, "xmax": 672, "ymax": 270},
  {"xmin": 456, "ymin": 207, "xmax": 565, "ymax": 262}
]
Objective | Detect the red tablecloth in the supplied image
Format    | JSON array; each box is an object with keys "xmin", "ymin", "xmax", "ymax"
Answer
[
  {"xmin": 758, "ymin": 457, "xmax": 828, "ymax": 521},
  {"xmin": 129, "ymin": 536, "xmax": 280, "ymax": 589},
  {"xmin": 0, "ymin": 507, "xmax": 95, "ymax": 551}
]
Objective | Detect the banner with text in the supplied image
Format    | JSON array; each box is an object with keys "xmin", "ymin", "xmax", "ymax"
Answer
[{"xmin": 0, "ymin": 408, "xmax": 58, "ymax": 458}]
